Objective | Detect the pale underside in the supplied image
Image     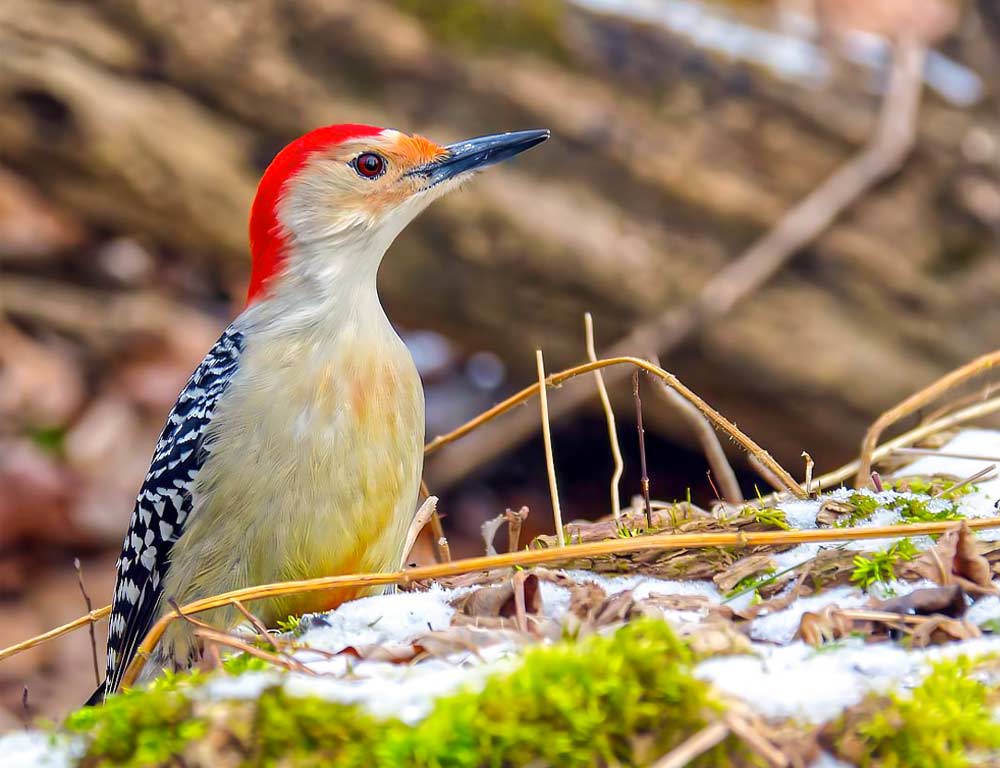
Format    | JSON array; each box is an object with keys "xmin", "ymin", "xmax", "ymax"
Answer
[{"xmin": 152, "ymin": 316, "xmax": 424, "ymax": 680}]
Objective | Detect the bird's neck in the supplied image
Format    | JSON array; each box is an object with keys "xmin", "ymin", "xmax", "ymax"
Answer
[{"xmin": 238, "ymin": 234, "xmax": 394, "ymax": 346}]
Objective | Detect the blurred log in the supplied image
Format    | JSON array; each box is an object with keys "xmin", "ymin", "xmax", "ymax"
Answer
[{"xmin": 1, "ymin": 0, "xmax": 999, "ymax": 475}]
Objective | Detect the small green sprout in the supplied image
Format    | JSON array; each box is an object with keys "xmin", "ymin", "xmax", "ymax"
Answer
[
  {"xmin": 850, "ymin": 538, "xmax": 919, "ymax": 591},
  {"xmin": 275, "ymin": 614, "xmax": 302, "ymax": 634},
  {"xmin": 724, "ymin": 567, "xmax": 777, "ymax": 600}
]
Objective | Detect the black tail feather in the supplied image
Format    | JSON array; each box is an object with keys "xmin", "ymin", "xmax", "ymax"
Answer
[{"xmin": 84, "ymin": 680, "xmax": 106, "ymax": 707}]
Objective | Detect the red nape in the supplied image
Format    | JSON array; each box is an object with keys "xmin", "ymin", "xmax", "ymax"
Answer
[{"xmin": 246, "ymin": 123, "xmax": 384, "ymax": 305}]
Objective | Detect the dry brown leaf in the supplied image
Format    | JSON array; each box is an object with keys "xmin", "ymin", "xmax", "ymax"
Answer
[
  {"xmin": 674, "ymin": 621, "xmax": 754, "ymax": 657},
  {"xmin": 874, "ymin": 585, "xmax": 966, "ymax": 618},
  {"xmin": 903, "ymin": 522, "xmax": 999, "ymax": 596},
  {"xmin": 815, "ymin": 499, "xmax": 857, "ymax": 527},
  {"xmin": 798, "ymin": 606, "xmax": 853, "ymax": 646},
  {"xmin": 909, "ymin": 616, "xmax": 981, "ymax": 648},
  {"xmin": 452, "ymin": 574, "xmax": 542, "ymax": 618},
  {"xmin": 954, "ymin": 521, "xmax": 994, "ymax": 590},
  {"xmin": 567, "ymin": 580, "xmax": 608, "ymax": 620},
  {"xmin": 339, "ymin": 643, "xmax": 421, "ymax": 663},
  {"xmin": 713, "ymin": 553, "xmax": 776, "ymax": 594},
  {"xmin": 415, "ymin": 626, "xmax": 532, "ymax": 658}
]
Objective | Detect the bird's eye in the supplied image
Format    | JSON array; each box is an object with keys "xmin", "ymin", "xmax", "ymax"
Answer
[{"xmin": 354, "ymin": 152, "xmax": 386, "ymax": 179}]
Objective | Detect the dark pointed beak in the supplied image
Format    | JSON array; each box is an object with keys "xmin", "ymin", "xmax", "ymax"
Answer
[{"xmin": 412, "ymin": 129, "xmax": 550, "ymax": 187}]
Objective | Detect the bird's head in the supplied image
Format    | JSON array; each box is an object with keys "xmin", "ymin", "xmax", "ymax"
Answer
[{"xmin": 247, "ymin": 124, "xmax": 549, "ymax": 304}]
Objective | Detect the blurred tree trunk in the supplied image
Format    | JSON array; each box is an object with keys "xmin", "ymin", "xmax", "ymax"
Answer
[{"xmin": 1, "ymin": 0, "xmax": 999, "ymax": 473}]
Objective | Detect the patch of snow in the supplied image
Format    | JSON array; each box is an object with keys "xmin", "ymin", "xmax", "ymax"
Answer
[
  {"xmin": 810, "ymin": 751, "xmax": 858, "ymax": 768},
  {"xmin": 698, "ymin": 634, "xmax": 1000, "ymax": 722},
  {"xmin": 560, "ymin": 569, "xmax": 724, "ymax": 602},
  {"xmin": 749, "ymin": 587, "xmax": 867, "ymax": 645},
  {"xmin": 295, "ymin": 585, "xmax": 461, "ymax": 655},
  {"xmin": 282, "ymin": 648, "xmax": 516, "ymax": 724},
  {"xmin": 781, "ymin": 499, "xmax": 821, "ymax": 529},
  {"xmin": 897, "ymin": 429, "xmax": 1000, "ymax": 526},
  {"xmin": 967, "ymin": 595, "xmax": 1000, "ymax": 627},
  {"xmin": 0, "ymin": 731, "xmax": 83, "ymax": 768},
  {"xmin": 538, "ymin": 580, "xmax": 572, "ymax": 619},
  {"xmin": 198, "ymin": 670, "xmax": 282, "ymax": 702}
]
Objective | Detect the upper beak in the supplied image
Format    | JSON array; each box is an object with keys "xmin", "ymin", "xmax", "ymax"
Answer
[{"xmin": 412, "ymin": 129, "xmax": 550, "ymax": 187}]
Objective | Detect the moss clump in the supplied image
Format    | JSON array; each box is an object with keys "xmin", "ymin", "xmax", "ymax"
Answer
[
  {"xmin": 65, "ymin": 671, "xmax": 205, "ymax": 767},
  {"xmin": 827, "ymin": 656, "xmax": 1000, "ymax": 767},
  {"xmin": 69, "ymin": 619, "xmax": 744, "ymax": 767},
  {"xmin": 394, "ymin": 618, "xmax": 735, "ymax": 767},
  {"xmin": 887, "ymin": 476, "xmax": 977, "ymax": 501},
  {"xmin": 837, "ymin": 491, "xmax": 962, "ymax": 528}
]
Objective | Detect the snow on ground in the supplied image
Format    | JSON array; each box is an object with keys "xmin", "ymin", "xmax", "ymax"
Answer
[
  {"xmin": 0, "ymin": 732, "xmax": 83, "ymax": 768},
  {"xmin": 4, "ymin": 429, "xmax": 1000, "ymax": 766},
  {"xmin": 697, "ymin": 634, "xmax": 1000, "ymax": 723}
]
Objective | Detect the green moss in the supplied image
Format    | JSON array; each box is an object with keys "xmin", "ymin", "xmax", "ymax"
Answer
[
  {"xmin": 65, "ymin": 672, "xmax": 205, "ymax": 767},
  {"xmin": 838, "ymin": 491, "xmax": 962, "ymax": 528},
  {"xmin": 850, "ymin": 538, "xmax": 919, "ymax": 591},
  {"xmin": 746, "ymin": 506, "xmax": 791, "ymax": 531},
  {"xmin": 886, "ymin": 476, "xmax": 976, "ymax": 501},
  {"xmin": 391, "ymin": 0, "xmax": 571, "ymax": 62},
  {"xmin": 725, "ymin": 567, "xmax": 777, "ymax": 600},
  {"xmin": 68, "ymin": 619, "xmax": 745, "ymax": 767},
  {"xmin": 832, "ymin": 657, "xmax": 1000, "ymax": 767},
  {"xmin": 393, "ymin": 619, "xmax": 735, "ymax": 767},
  {"xmin": 221, "ymin": 652, "xmax": 272, "ymax": 675},
  {"xmin": 275, "ymin": 614, "xmax": 302, "ymax": 634}
]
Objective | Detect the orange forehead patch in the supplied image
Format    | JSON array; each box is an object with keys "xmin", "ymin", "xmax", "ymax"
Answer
[{"xmin": 393, "ymin": 133, "xmax": 448, "ymax": 167}]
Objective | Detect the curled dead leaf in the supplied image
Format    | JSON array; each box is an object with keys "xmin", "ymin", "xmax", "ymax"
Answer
[
  {"xmin": 874, "ymin": 585, "xmax": 966, "ymax": 619},
  {"xmin": 798, "ymin": 606, "xmax": 853, "ymax": 646}
]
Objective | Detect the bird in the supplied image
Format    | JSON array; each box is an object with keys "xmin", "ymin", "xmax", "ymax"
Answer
[{"xmin": 90, "ymin": 124, "xmax": 550, "ymax": 703}]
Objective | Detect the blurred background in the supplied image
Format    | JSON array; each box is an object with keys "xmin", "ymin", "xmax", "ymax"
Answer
[{"xmin": 1, "ymin": 0, "xmax": 999, "ymax": 721}]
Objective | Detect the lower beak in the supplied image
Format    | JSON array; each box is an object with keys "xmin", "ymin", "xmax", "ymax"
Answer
[{"xmin": 413, "ymin": 129, "xmax": 550, "ymax": 186}]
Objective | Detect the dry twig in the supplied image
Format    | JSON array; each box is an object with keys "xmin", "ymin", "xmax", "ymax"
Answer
[
  {"xmin": 536, "ymin": 349, "xmax": 565, "ymax": 546},
  {"xmin": 7, "ymin": 516, "xmax": 1000, "ymax": 683},
  {"xmin": 74, "ymin": 558, "xmax": 100, "ymax": 687},
  {"xmin": 761, "ymin": 395, "xmax": 1000, "ymax": 504},
  {"xmin": 650, "ymin": 355, "xmax": 744, "ymax": 504},
  {"xmin": 585, "ymin": 313, "xmax": 625, "ymax": 518},
  {"xmin": 933, "ymin": 465, "xmax": 996, "ymax": 498},
  {"xmin": 420, "ymin": 479, "xmax": 451, "ymax": 564},
  {"xmin": 426, "ymin": 356, "xmax": 803, "ymax": 497},
  {"xmin": 633, "ymin": 371, "xmax": 653, "ymax": 527},
  {"xmin": 892, "ymin": 447, "xmax": 1000, "ymax": 462},
  {"xmin": 856, "ymin": 350, "xmax": 1000, "ymax": 485},
  {"xmin": 652, "ymin": 721, "xmax": 730, "ymax": 767}
]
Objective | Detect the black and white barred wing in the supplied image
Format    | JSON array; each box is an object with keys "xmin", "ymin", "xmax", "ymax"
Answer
[{"xmin": 96, "ymin": 325, "xmax": 244, "ymax": 701}]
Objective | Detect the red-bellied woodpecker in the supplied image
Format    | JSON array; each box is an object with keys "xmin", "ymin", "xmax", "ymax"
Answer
[{"xmin": 91, "ymin": 124, "xmax": 549, "ymax": 703}]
